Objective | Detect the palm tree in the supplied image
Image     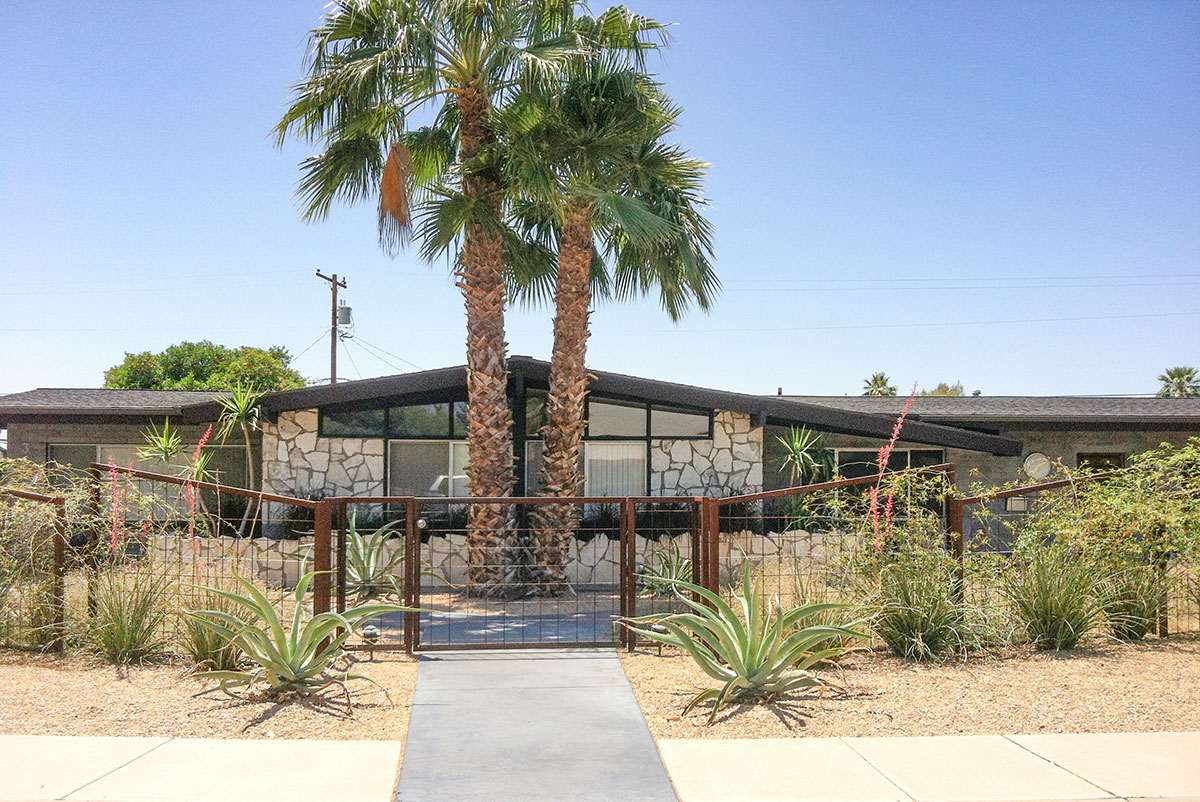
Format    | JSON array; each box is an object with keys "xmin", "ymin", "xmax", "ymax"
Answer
[
  {"xmin": 216, "ymin": 385, "xmax": 264, "ymax": 537},
  {"xmin": 863, "ymin": 372, "xmax": 896, "ymax": 396},
  {"xmin": 1157, "ymin": 366, "xmax": 1200, "ymax": 398},
  {"xmin": 500, "ymin": 60, "xmax": 716, "ymax": 587},
  {"xmin": 274, "ymin": 0, "xmax": 599, "ymax": 590}
]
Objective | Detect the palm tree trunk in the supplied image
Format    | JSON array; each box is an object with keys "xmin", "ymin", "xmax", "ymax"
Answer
[
  {"xmin": 534, "ymin": 207, "xmax": 594, "ymax": 592},
  {"xmin": 457, "ymin": 85, "xmax": 515, "ymax": 591}
]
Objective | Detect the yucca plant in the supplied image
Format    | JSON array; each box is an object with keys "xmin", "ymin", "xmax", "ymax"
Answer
[
  {"xmin": 625, "ymin": 561, "xmax": 862, "ymax": 725},
  {"xmin": 186, "ymin": 571, "xmax": 410, "ymax": 702},
  {"xmin": 1101, "ymin": 563, "xmax": 1164, "ymax": 642},
  {"xmin": 1002, "ymin": 544, "xmax": 1103, "ymax": 651},
  {"xmin": 638, "ymin": 540, "xmax": 693, "ymax": 599},
  {"xmin": 88, "ymin": 565, "xmax": 171, "ymax": 664}
]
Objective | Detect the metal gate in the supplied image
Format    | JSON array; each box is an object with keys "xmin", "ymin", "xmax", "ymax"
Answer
[{"xmin": 324, "ymin": 495, "xmax": 700, "ymax": 651}]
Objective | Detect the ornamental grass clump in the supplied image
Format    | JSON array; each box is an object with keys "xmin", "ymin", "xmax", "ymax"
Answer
[
  {"xmin": 88, "ymin": 565, "xmax": 172, "ymax": 664},
  {"xmin": 1101, "ymin": 564, "xmax": 1164, "ymax": 642},
  {"xmin": 1002, "ymin": 544, "xmax": 1103, "ymax": 651},
  {"xmin": 870, "ymin": 560, "xmax": 975, "ymax": 661},
  {"xmin": 176, "ymin": 583, "xmax": 245, "ymax": 671},
  {"xmin": 186, "ymin": 571, "xmax": 409, "ymax": 704},
  {"xmin": 625, "ymin": 561, "xmax": 862, "ymax": 725}
]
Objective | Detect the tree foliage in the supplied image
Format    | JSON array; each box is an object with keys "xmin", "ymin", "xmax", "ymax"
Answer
[
  {"xmin": 921, "ymin": 381, "xmax": 965, "ymax": 397},
  {"xmin": 103, "ymin": 341, "xmax": 305, "ymax": 392},
  {"xmin": 863, "ymin": 372, "xmax": 896, "ymax": 396},
  {"xmin": 1157, "ymin": 366, "xmax": 1200, "ymax": 398}
]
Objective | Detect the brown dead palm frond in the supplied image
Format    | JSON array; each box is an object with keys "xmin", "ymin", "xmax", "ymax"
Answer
[{"xmin": 379, "ymin": 142, "xmax": 414, "ymax": 251}]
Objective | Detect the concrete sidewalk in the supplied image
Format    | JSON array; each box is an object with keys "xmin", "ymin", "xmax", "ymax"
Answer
[
  {"xmin": 659, "ymin": 731, "xmax": 1200, "ymax": 802},
  {"xmin": 395, "ymin": 648, "xmax": 677, "ymax": 802},
  {"xmin": 0, "ymin": 735, "xmax": 403, "ymax": 802}
]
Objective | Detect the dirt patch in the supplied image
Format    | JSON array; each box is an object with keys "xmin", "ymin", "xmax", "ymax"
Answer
[
  {"xmin": 620, "ymin": 634, "xmax": 1200, "ymax": 739},
  {"xmin": 0, "ymin": 649, "xmax": 417, "ymax": 742}
]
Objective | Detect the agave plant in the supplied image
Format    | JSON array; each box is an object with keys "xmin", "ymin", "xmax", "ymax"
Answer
[
  {"xmin": 344, "ymin": 514, "xmax": 406, "ymax": 604},
  {"xmin": 638, "ymin": 539, "xmax": 693, "ymax": 599},
  {"xmin": 185, "ymin": 571, "xmax": 409, "ymax": 702},
  {"xmin": 625, "ymin": 561, "xmax": 863, "ymax": 724}
]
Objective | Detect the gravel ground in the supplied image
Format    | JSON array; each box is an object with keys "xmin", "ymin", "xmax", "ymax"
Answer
[
  {"xmin": 0, "ymin": 649, "xmax": 417, "ymax": 741},
  {"xmin": 620, "ymin": 634, "xmax": 1200, "ymax": 740}
]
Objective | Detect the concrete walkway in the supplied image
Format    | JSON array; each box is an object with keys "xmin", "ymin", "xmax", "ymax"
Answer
[
  {"xmin": 659, "ymin": 731, "xmax": 1200, "ymax": 802},
  {"xmin": 0, "ymin": 735, "xmax": 403, "ymax": 802},
  {"xmin": 395, "ymin": 648, "xmax": 677, "ymax": 802}
]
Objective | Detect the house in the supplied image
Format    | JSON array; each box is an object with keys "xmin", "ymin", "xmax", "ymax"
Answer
[{"xmin": 2, "ymin": 357, "xmax": 1197, "ymax": 509}]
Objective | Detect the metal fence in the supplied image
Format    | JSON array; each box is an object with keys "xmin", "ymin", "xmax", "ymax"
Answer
[
  {"xmin": 4, "ymin": 458, "xmax": 1194, "ymax": 653},
  {"xmin": 0, "ymin": 487, "xmax": 68, "ymax": 651}
]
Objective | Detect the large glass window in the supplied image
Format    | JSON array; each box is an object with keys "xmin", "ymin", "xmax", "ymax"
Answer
[
  {"xmin": 388, "ymin": 441, "xmax": 471, "ymax": 497},
  {"xmin": 587, "ymin": 400, "xmax": 646, "ymax": 438},
  {"xmin": 650, "ymin": 406, "xmax": 710, "ymax": 438},
  {"xmin": 388, "ymin": 403, "xmax": 451, "ymax": 437},
  {"xmin": 835, "ymin": 448, "xmax": 945, "ymax": 477},
  {"xmin": 320, "ymin": 408, "xmax": 386, "ymax": 437},
  {"xmin": 584, "ymin": 442, "xmax": 647, "ymax": 496}
]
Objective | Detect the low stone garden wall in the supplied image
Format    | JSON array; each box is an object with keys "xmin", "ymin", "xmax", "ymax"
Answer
[{"xmin": 140, "ymin": 528, "xmax": 859, "ymax": 592}]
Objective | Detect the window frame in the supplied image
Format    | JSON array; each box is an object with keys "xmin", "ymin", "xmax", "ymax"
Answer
[
  {"xmin": 386, "ymin": 439, "xmax": 471, "ymax": 498},
  {"xmin": 319, "ymin": 401, "xmax": 469, "ymax": 440},
  {"xmin": 584, "ymin": 396, "xmax": 713, "ymax": 441},
  {"xmin": 1076, "ymin": 452, "xmax": 1125, "ymax": 471},
  {"xmin": 523, "ymin": 439, "xmax": 649, "ymax": 496}
]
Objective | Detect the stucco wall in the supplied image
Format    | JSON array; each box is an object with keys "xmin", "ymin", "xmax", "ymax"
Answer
[
  {"xmin": 5, "ymin": 421, "xmax": 220, "ymax": 462},
  {"xmin": 650, "ymin": 410, "xmax": 763, "ymax": 496},
  {"xmin": 825, "ymin": 428, "xmax": 1200, "ymax": 490}
]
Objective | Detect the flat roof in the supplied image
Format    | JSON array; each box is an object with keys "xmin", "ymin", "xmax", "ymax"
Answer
[{"xmin": 181, "ymin": 356, "xmax": 1021, "ymax": 455}]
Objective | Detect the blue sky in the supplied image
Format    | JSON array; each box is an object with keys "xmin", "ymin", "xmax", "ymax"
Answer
[{"xmin": 1, "ymin": 1, "xmax": 1197, "ymax": 397}]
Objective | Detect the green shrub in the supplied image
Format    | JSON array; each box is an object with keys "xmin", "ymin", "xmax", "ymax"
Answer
[
  {"xmin": 1002, "ymin": 545, "xmax": 1103, "ymax": 650},
  {"xmin": 625, "ymin": 561, "xmax": 862, "ymax": 725},
  {"xmin": 1101, "ymin": 564, "xmax": 1163, "ymax": 642},
  {"xmin": 186, "ymin": 571, "xmax": 409, "ymax": 701},
  {"xmin": 870, "ymin": 560, "xmax": 974, "ymax": 661},
  {"xmin": 88, "ymin": 565, "xmax": 171, "ymax": 664}
]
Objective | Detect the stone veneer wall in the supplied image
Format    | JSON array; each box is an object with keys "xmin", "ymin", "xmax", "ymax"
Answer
[
  {"xmin": 650, "ymin": 410, "xmax": 763, "ymax": 496},
  {"xmin": 261, "ymin": 409, "xmax": 384, "ymax": 498}
]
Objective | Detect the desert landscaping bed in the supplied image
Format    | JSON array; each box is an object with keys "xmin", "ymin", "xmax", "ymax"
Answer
[
  {"xmin": 620, "ymin": 634, "xmax": 1200, "ymax": 740},
  {"xmin": 0, "ymin": 649, "xmax": 417, "ymax": 741}
]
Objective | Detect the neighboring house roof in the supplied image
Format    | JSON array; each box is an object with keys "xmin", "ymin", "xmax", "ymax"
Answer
[
  {"xmin": 184, "ymin": 356, "xmax": 1021, "ymax": 455},
  {"xmin": 787, "ymin": 395, "xmax": 1200, "ymax": 426},
  {"xmin": 0, "ymin": 388, "xmax": 220, "ymax": 420}
]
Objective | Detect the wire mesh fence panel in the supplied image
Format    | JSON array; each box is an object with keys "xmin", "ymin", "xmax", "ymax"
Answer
[
  {"xmin": 86, "ymin": 464, "xmax": 325, "ymax": 635},
  {"xmin": 323, "ymin": 496, "xmax": 699, "ymax": 650},
  {"xmin": 413, "ymin": 498, "xmax": 626, "ymax": 649},
  {"xmin": 711, "ymin": 466, "xmax": 957, "ymax": 614}
]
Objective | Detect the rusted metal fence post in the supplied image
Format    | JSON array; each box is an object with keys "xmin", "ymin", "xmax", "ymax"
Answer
[
  {"xmin": 620, "ymin": 497, "xmax": 637, "ymax": 650},
  {"xmin": 312, "ymin": 498, "xmax": 332, "ymax": 616},
  {"xmin": 946, "ymin": 496, "xmax": 966, "ymax": 601},
  {"xmin": 404, "ymin": 499, "xmax": 420, "ymax": 654}
]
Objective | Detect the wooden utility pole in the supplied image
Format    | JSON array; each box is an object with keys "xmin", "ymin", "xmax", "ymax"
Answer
[{"xmin": 316, "ymin": 271, "xmax": 347, "ymax": 385}]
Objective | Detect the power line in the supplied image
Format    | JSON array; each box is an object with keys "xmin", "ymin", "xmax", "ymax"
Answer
[
  {"xmin": 288, "ymin": 329, "xmax": 333, "ymax": 365},
  {"xmin": 632, "ymin": 310, "xmax": 1200, "ymax": 334},
  {"xmin": 353, "ymin": 338, "xmax": 419, "ymax": 374},
  {"xmin": 341, "ymin": 340, "xmax": 363, "ymax": 380},
  {"xmin": 353, "ymin": 336, "xmax": 425, "ymax": 371},
  {"xmin": 723, "ymin": 272, "xmax": 1200, "ymax": 284}
]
